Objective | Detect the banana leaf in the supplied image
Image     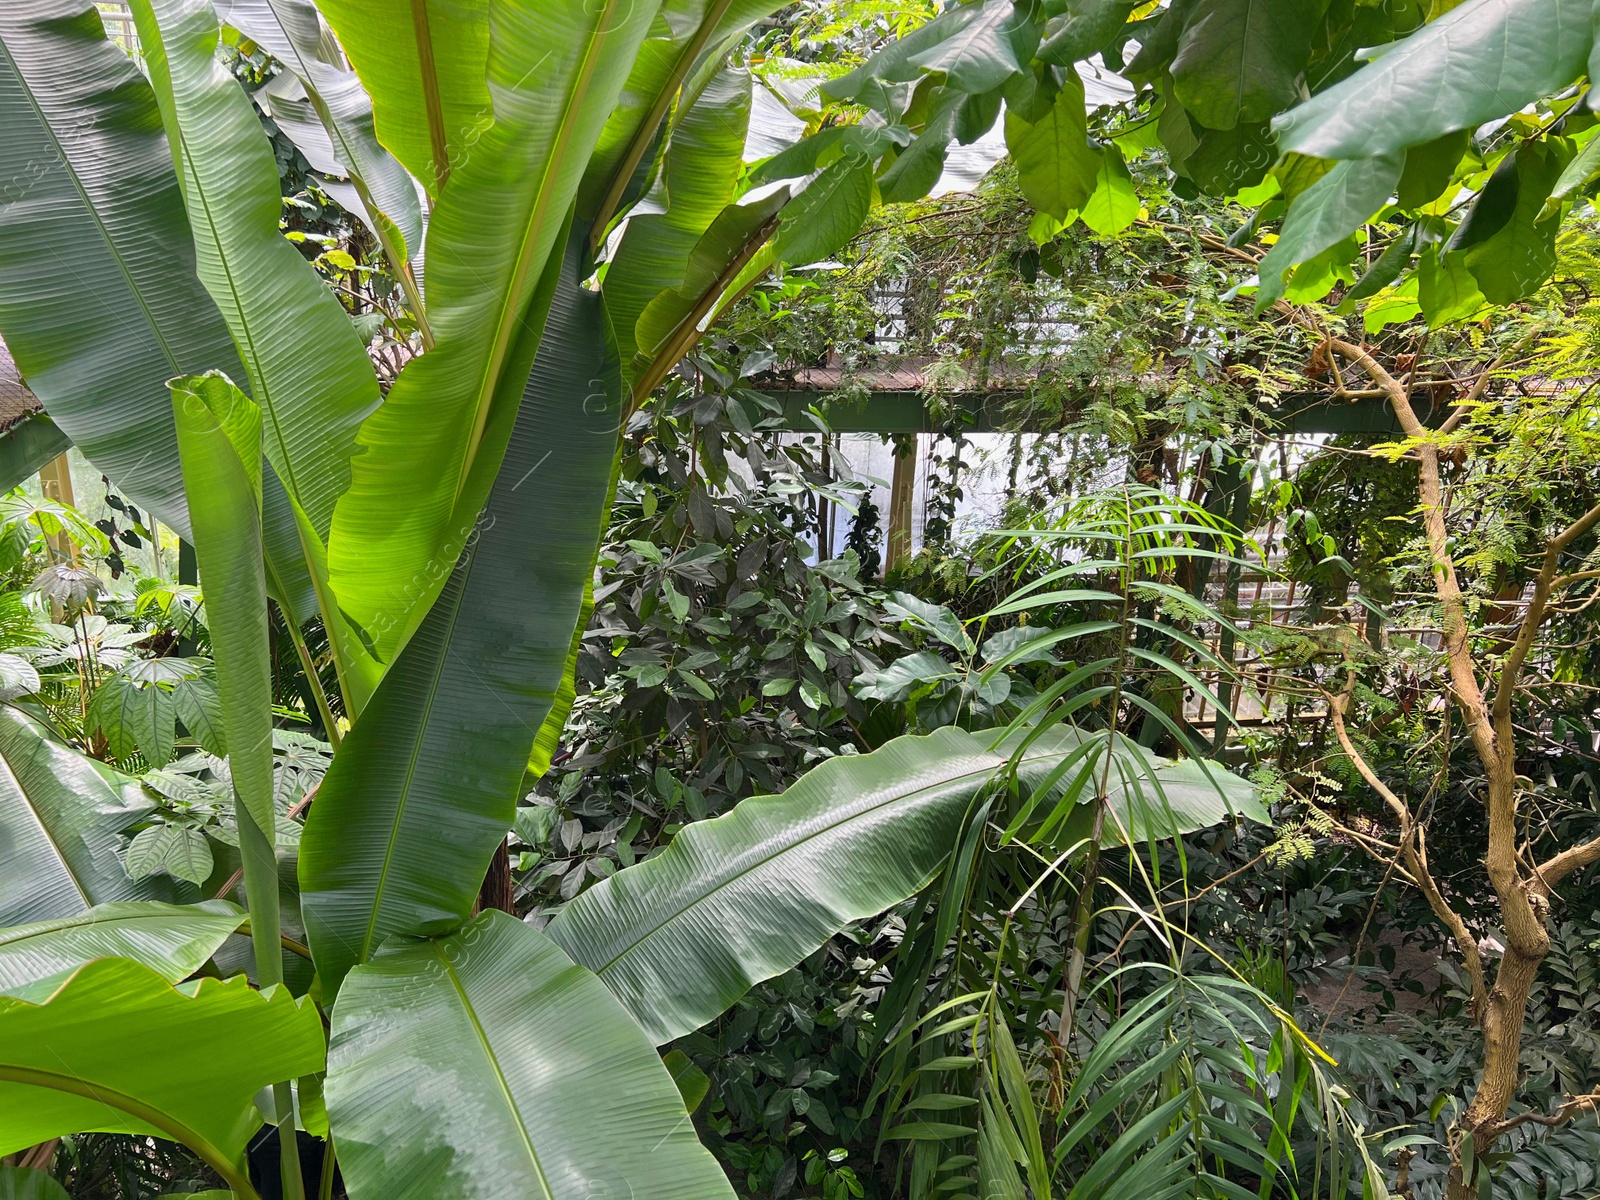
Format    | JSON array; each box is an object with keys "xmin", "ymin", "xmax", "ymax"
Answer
[
  {"xmin": 0, "ymin": 958, "xmax": 324, "ymax": 1185},
  {"xmin": 326, "ymin": 0, "xmax": 659, "ymax": 666},
  {"xmin": 0, "ymin": 707, "xmax": 180, "ymax": 927},
  {"xmin": 0, "ymin": 900, "xmax": 245, "ymax": 992},
  {"xmin": 302, "ymin": 232, "xmax": 621, "ymax": 993},
  {"xmin": 0, "ymin": 0, "xmax": 243, "ymax": 537},
  {"xmin": 550, "ymin": 725, "xmax": 1264, "ymax": 1044},
  {"xmin": 325, "ymin": 911, "xmax": 733, "ymax": 1200},
  {"xmin": 312, "ymin": 0, "xmax": 489, "ymax": 196}
]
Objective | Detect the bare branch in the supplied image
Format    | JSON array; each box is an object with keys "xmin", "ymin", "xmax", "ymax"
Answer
[
  {"xmin": 1537, "ymin": 833, "xmax": 1600, "ymax": 890},
  {"xmin": 1490, "ymin": 1091, "xmax": 1600, "ymax": 1135},
  {"xmin": 1326, "ymin": 678, "xmax": 1489, "ymax": 1013}
]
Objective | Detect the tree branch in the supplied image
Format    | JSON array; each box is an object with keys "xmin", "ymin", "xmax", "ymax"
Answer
[
  {"xmin": 1536, "ymin": 833, "xmax": 1600, "ymax": 889},
  {"xmin": 1490, "ymin": 1091, "xmax": 1600, "ymax": 1135},
  {"xmin": 1326, "ymin": 677, "xmax": 1488, "ymax": 1014}
]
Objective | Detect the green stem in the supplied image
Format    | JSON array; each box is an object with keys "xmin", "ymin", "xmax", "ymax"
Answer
[
  {"xmin": 0, "ymin": 1064, "xmax": 261, "ymax": 1199},
  {"xmin": 318, "ymin": 1134, "xmax": 338, "ymax": 1200},
  {"xmin": 238, "ymin": 810, "xmax": 302, "ymax": 1200},
  {"xmin": 274, "ymin": 1079, "xmax": 305, "ymax": 1200},
  {"xmin": 281, "ymin": 614, "xmax": 341, "ymax": 751}
]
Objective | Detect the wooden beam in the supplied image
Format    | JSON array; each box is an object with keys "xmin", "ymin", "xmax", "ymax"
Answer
[
  {"xmin": 758, "ymin": 388, "xmax": 1449, "ymax": 435},
  {"xmin": 38, "ymin": 452, "xmax": 77, "ymax": 563},
  {"xmin": 886, "ymin": 434, "xmax": 916, "ymax": 573}
]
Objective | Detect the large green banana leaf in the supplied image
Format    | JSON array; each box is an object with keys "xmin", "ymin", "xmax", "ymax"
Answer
[
  {"xmin": 0, "ymin": 958, "xmax": 324, "ymax": 1183},
  {"xmin": 546, "ymin": 726, "xmax": 1007, "ymax": 1044},
  {"xmin": 0, "ymin": 0, "xmax": 244, "ymax": 537},
  {"xmin": 326, "ymin": 0, "xmax": 659, "ymax": 666},
  {"xmin": 0, "ymin": 900, "xmax": 245, "ymax": 993},
  {"xmin": 549, "ymin": 726, "xmax": 1265, "ymax": 1045},
  {"xmin": 604, "ymin": 66, "xmax": 752, "ymax": 374},
  {"xmin": 577, "ymin": 0, "xmax": 786, "ymax": 231},
  {"xmin": 130, "ymin": 0, "xmax": 381, "ymax": 545},
  {"xmin": 0, "ymin": 707, "xmax": 180, "ymax": 927},
  {"xmin": 170, "ymin": 373, "xmax": 284, "ymax": 984},
  {"xmin": 325, "ymin": 911, "xmax": 734, "ymax": 1200},
  {"xmin": 301, "ymin": 235, "xmax": 621, "ymax": 992},
  {"xmin": 214, "ymin": 0, "xmax": 425, "ymax": 279},
  {"xmin": 313, "ymin": 0, "xmax": 489, "ymax": 196}
]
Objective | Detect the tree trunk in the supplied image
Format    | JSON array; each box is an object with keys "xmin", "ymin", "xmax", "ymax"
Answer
[{"xmin": 474, "ymin": 839, "xmax": 516, "ymax": 916}]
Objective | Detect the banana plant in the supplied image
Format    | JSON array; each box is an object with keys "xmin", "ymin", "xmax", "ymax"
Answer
[{"xmin": 0, "ymin": 3, "xmax": 1275, "ymax": 1198}]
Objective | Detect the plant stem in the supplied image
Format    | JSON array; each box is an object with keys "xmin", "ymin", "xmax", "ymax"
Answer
[
  {"xmin": 275, "ymin": 1080, "xmax": 305, "ymax": 1200},
  {"xmin": 238, "ymin": 811, "xmax": 303, "ymax": 1200},
  {"xmin": 318, "ymin": 1135, "xmax": 337, "ymax": 1200},
  {"xmin": 281, "ymin": 615, "xmax": 341, "ymax": 750}
]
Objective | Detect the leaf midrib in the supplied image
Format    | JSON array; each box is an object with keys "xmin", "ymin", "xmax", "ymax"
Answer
[
  {"xmin": 577, "ymin": 737, "xmax": 1016, "ymax": 976},
  {"xmin": 0, "ymin": 723, "xmax": 94, "ymax": 910},
  {"xmin": 453, "ymin": 0, "xmax": 626, "ymax": 509},
  {"xmin": 0, "ymin": 29, "xmax": 185, "ymax": 378},
  {"xmin": 433, "ymin": 937, "xmax": 557, "ymax": 1200}
]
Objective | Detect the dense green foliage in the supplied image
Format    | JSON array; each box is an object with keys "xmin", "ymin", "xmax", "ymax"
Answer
[{"xmin": 2, "ymin": 2, "xmax": 1600, "ymax": 1200}]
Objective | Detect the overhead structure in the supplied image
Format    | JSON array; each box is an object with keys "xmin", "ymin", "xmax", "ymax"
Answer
[{"xmin": 0, "ymin": 338, "xmax": 71, "ymax": 493}]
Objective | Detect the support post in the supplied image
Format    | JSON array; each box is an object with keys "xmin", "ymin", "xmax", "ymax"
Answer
[
  {"xmin": 37, "ymin": 452, "xmax": 77, "ymax": 563},
  {"xmin": 886, "ymin": 433, "xmax": 916, "ymax": 573}
]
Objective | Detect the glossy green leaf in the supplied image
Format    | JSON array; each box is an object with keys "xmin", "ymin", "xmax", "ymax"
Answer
[
  {"xmin": 1396, "ymin": 127, "xmax": 1470, "ymax": 208},
  {"xmin": 133, "ymin": 0, "xmax": 379, "ymax": 550},
  {"xmin": 0, "ymin": 958, "xmax": 324, "ymax": 1175},
  {"xmin": 1546, "ymin": 130, "xmax": 1600, "ymax": 213},
  {"xmin": 1417, "ymin": 243, "xmax": 1487, "ymax": 326},
  {"xmin": 125, "ymin": 825, "xmax": 214, "ymax": 887},
  {"xmin": 824, "ymin": 2, "xmax": 998, "ymax": 108},
  {"xmin": 0, "ymin": 900, "xmax": 244, "ymax": 993},
  {"xmin": 1005, "ymin": 69, "xmax": 1101, "ymax": 220},
  {"xmin": 0, "ymin": 0, "xmax": 243, "ymax": 538},
  {"xmin": 906, "ymin": 0, "xmax": 1032, "ymax": 95},
  {"xmin": 326, "ymin": 0, "xmax": 658, "ymax": 665},
  {"xmin": 302, "ymin": 236, "xmax": 622, "ymax": 993},
  {"xmin": 1275, "ymin": 0, "xmax": 1595, "ymax": 160},
  {"xmin": 1170, "ymin": 0, "xmax": 1324, "ymax": 131},
  {"xmin": 1253, "ymin": 153, "xmax": 1402, "ymax": 309},
  {"xmin": 551, "ymin": 726, "xmax": 1054, "ymax": 1044},
  {"xmin": 215, "ymin": 0, "xmax": 425, "ymax": 266},
  {"xmin": 88, "ymin": 674, "xmax": 177, "ymax": 767},
  {"xmin": 0, "ymin": 706, "xmax": 179, "ymax": 926},
  {"xmin": 1038, "ymin": 0, "xmax": 1135, "ymax": 67},
  {"xmin": 774, "ymin": 151, "xmax": 875, "ymax": 266},
  {"xmin": 325, "ymin": 911, "xmax": 734, "ymax": 1200},
  {"xmin": 877, "ymin": 89, "xmax": 963, "ymax": 204},
  {"xmin": 853, "ymin": 650, "xmax": 961, "ymax": 702},
  {"xmin": 1079, "ymin": 143, "xmax": 1139, "ymax": 235},
  {"xmin": 314, "ymin": 0, "xmax": 489, "ymax": 195},
  {"xmin": 1460, "ymin": 140, "xmax": 1569, "ymax": 304}
]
